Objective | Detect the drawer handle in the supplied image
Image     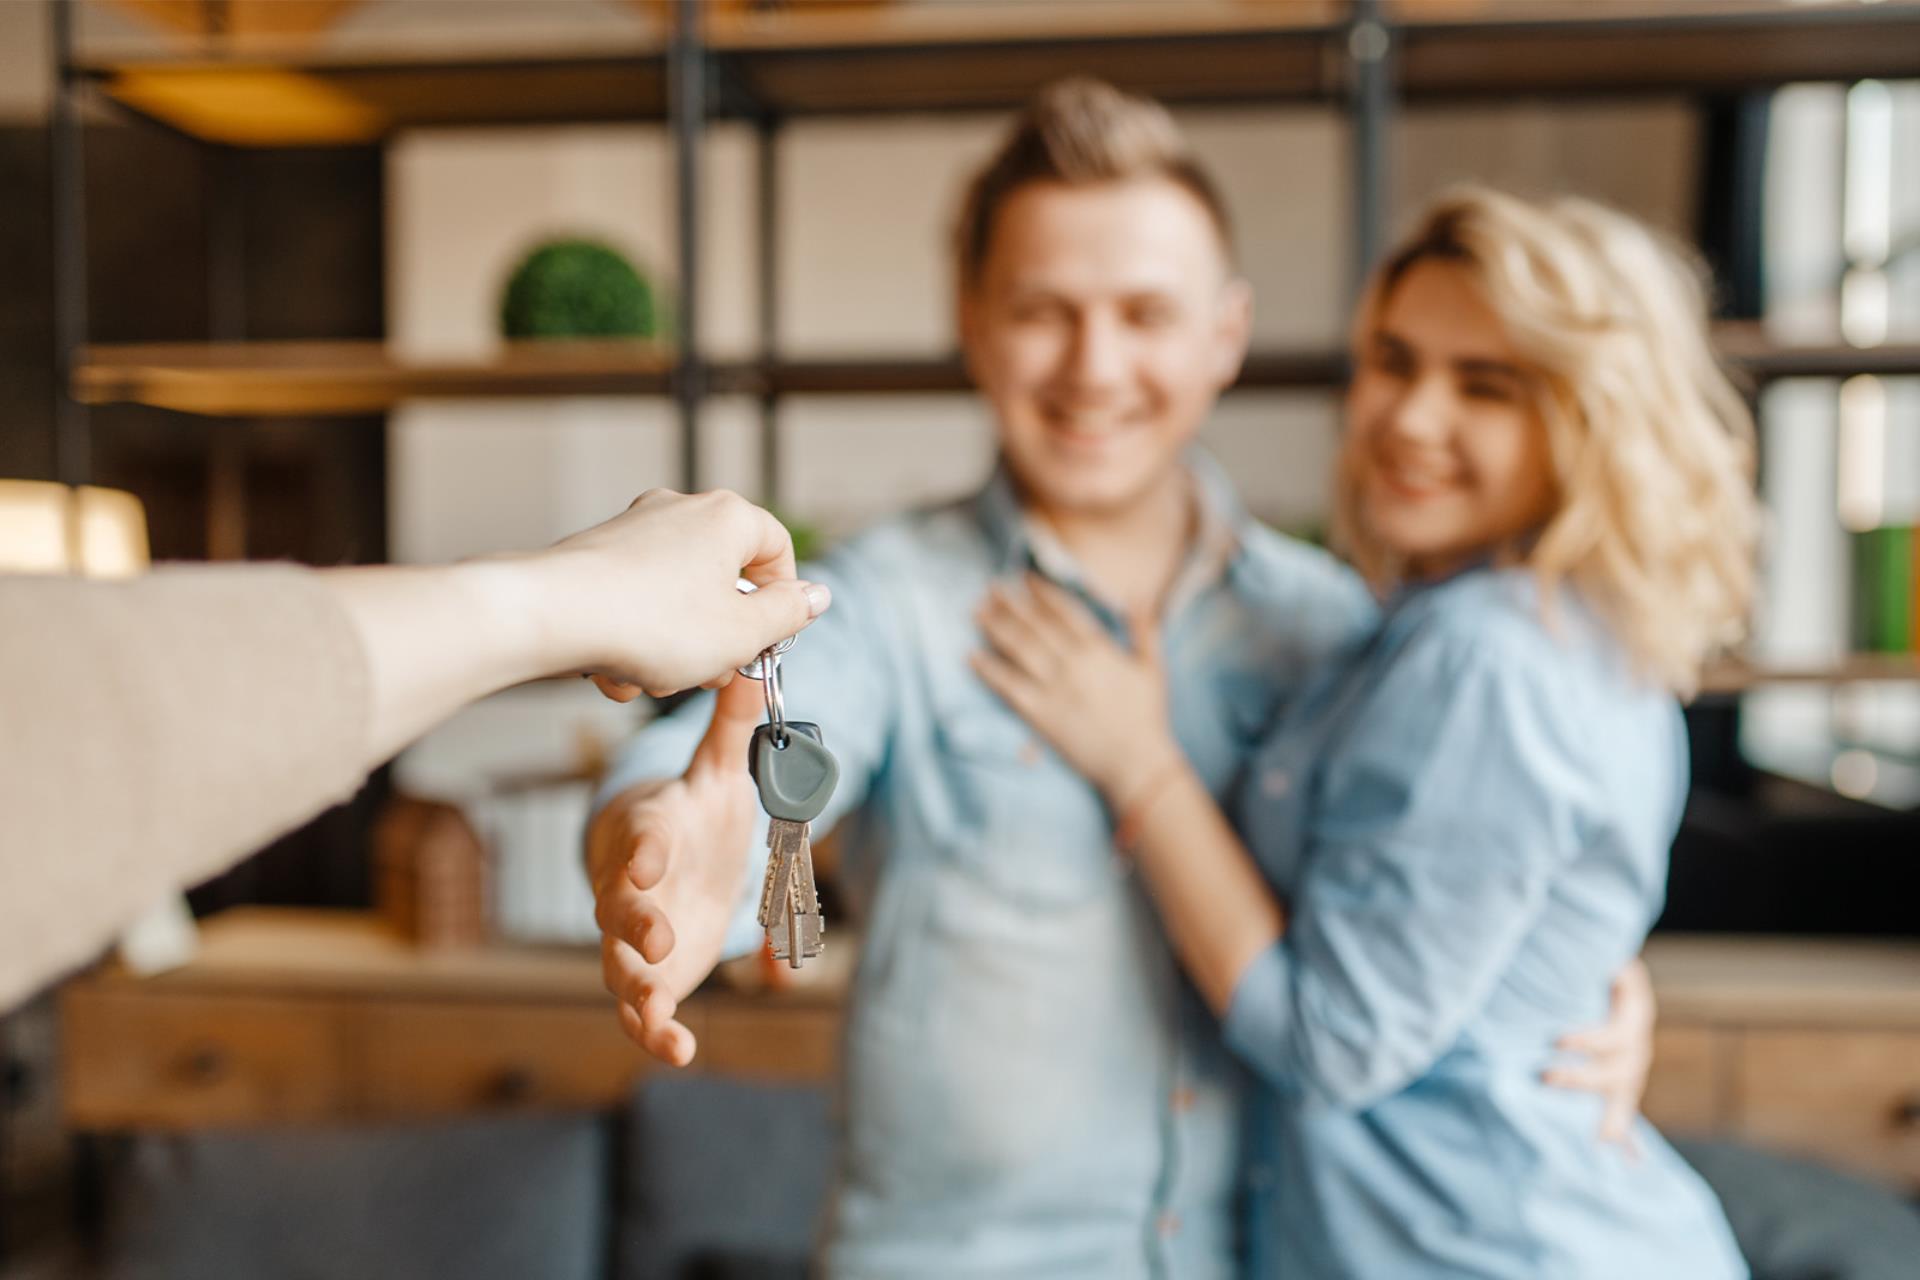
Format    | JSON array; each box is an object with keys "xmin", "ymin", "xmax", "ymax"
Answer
[
  {"xmin": 1893, "ymin": 1095, "xmax": 1920, "ymax": 1131},
  {"xmin": 485, "ymin": 1067, "xmax": 537, "ymax": 1106},
  {"xmin": 176, "ymin": 1046, "xmax": 229, "ymax": 1087}
]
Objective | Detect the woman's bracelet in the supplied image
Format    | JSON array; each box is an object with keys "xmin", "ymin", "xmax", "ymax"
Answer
[{"xmin": 1110, "ymin": 756, "xmax": 1188, "ymax": 854}]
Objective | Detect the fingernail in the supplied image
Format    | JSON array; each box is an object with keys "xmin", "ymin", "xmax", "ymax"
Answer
[{"xmin": 803, "ymin": 582, "xmax": 831, "ymax": 615}]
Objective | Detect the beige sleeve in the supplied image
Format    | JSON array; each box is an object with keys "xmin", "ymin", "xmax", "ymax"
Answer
[{"xmin": 0, "ymin": 565, "xmax": 371, "ymax": 1009}]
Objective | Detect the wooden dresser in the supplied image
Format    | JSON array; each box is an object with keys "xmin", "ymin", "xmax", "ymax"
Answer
[
  {"xmin": 59, "ymin": 909, "xmax": 840, "ymax": 1131},
  {"xmin": 1642, "ymin": 935, "xmax": 1920, "ymax": 1188},
  {"xmin": 61, "ymin": 911, "xmax": 1920, "ymax": 1190}
]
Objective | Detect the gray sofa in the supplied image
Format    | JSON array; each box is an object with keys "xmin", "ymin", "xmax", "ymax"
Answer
[{"xmin": 92, "ymin": 1076, "xmax": 1920, "ymax": 1280}]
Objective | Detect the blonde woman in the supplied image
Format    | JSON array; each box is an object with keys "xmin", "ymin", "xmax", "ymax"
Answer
[{"xmin": 973, "ymin": 187, "xmax": 1754, "ymax": 1276}]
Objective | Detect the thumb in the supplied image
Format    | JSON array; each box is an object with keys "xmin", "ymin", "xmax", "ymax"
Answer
[
  {"xmin": 738, "ymin": 579, "xmax": 830, "ymax": 658},
  {"xmin": 691, "ymin": 673, "xmax": 765, "ymax": 775}
]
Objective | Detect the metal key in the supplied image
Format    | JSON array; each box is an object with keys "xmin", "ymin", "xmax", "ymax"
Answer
[{"xmin": 750, "ymin": 719, "xmax": 837, "ymax": 967}]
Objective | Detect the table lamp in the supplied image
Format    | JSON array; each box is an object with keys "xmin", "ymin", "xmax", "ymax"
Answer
[{"xmin": 0, "ymin": 479, "xmax": 149, "ymax": 578}]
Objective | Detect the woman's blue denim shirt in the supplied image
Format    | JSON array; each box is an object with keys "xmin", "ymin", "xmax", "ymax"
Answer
[{"xmin": 1227, "ymin": 566, "xmax": 1747, "ymax": 1279}]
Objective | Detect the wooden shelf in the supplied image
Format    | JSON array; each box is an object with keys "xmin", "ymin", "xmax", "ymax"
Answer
[
  {"xmin": 60, "ymin": 908, "xmax": 846, "ymax": 1129},
  {"xmin": 710, "ymin": 7, "xmax": 1341, "ymax": 118},
  {"xmin": 1393, "ymin": 0, "xmax": 1920, "ymax": 101},
  {"xmin": 84, "ymin": 55, "xmax": 673, "ymax": 146},
  {"xmin": 755, "ymin": 350, "xmax": 1349, "ymax": 397},
  {"xmin": 1644, "ymin": 933, "xmax": 1920, "ymax": 1029},
  {"xmin": 73, "ymin": 0, "xmax": 1920, "ymax": 145},
  {"xmin": 753, "ymin": 336, "xmax": 1920, "ymax": 396},
  {"xmin": 71, "ymin": 343, "xmax": 1347, "ymax": 414},
  {"xmin": 76, "ymin": 328, "xmax": 1920, "ymax": 416},
  {"xmin": 1717, "ymin": 325, "xmax": 1920, "ymax": 384},
  {"xmin": 73, "ymin": 340, "xmax": 675, "ymax": 416},
  {"xmin": 1700, "ymin": 654, "xmax": 1920, "ymax": 695}
]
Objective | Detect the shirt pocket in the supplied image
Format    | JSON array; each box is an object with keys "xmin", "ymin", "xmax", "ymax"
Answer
[{"xmin": 934, "ymin": 707, "xmax": 1124, "ymax": 910}]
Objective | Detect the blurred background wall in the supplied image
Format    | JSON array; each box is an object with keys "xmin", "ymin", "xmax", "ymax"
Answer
[{"xmin": 382, "ymin": 102, "xmax": 1693, "ymax": 551}]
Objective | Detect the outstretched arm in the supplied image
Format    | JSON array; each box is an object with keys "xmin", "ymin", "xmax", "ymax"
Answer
[
  {"xmin": 0, "ymin": 488, "xmax": 827, "ymax": 1013},
  {"xmin": 332, "ymin": 487, "xmax": 828, "ymax": 760}
]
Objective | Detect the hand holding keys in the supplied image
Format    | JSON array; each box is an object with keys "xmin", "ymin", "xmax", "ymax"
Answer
[{"xmin": 736, "ymin": 580, "xmax": 838, "ymax": 968}]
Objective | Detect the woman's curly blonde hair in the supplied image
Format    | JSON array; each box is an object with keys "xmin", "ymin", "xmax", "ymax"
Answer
[{"xmin": 1335, "ymin": 186, "xmax": 1760, "ymax": 697}]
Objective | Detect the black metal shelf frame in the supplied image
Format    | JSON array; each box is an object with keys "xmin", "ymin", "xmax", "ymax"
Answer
[
  {"xmin": 49, "ymin": 0, "xmax": 87, "ymax": 492},
  {"xmin": 45, "ymin": 1, "xmax": 1920, "ymax": 502},
  {"xmin": 43, "ymin": 0, "xmax": 1406, "ymax": 505}
]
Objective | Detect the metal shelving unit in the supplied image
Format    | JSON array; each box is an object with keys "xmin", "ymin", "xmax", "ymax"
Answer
[{"xmin": 44, "ymin": 0, "xmax": 1920, "ymax": 688}]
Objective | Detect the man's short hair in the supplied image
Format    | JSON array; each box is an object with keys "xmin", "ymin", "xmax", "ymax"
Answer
[{"xmin": 954, "ymin": 77, "xmax": 1235, "ymax": 288}]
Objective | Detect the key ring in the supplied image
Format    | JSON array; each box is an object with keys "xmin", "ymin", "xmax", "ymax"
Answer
[
  {"xmin": 737, "ymin": 637, "xmax": 793, "ymax": 681},
  {"xmin": 735, "ymin": 578, "xmax": 798, "ymax": 680},
  {"xmin": 761, "ymin": 656, "xmax": 789, "ymax": 748}
]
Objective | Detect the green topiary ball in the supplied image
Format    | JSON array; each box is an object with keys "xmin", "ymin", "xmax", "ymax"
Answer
[{"xmin": 500, "ymin": 238, "xmax": 658, "ymax": 339}]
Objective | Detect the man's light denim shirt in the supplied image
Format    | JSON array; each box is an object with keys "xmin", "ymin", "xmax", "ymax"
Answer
[
  {"xmin": 594, "ymin": 454, "xmax": 1373, "ymax": 1279},
  {"xmin": 1226, "ymin": 566, "xmax": 1746, "ymax": 1279}
]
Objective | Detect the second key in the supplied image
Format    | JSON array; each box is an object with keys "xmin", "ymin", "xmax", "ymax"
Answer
[{"xmin": 750, "ymin": 720, "xmax": 838, "ymax": 967}]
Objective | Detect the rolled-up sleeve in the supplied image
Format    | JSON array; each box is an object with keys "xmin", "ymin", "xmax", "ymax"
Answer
[
  {"xmin": 590, "ymin": 541, "xmax": 902, "ymax": 957},
  {"xmin": 1224, "ymin": 621, "xmax": 1589, "ymax": 1109}
]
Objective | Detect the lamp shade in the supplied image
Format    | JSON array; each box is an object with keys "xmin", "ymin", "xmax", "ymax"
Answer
[{"xmin": 0, "ymin": 480, "xmax": 151, "ymax": 579}]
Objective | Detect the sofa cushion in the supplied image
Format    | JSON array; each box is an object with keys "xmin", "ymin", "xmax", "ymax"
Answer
[
  {"xmin": 99, "ymin": 1109, "xmax": 609, "ymax": 1280},
  {"xmin": 1678, "ymin": 1137, "xmax": 1920, "ymax": 1280},
  {"xmin": 615, "ymin": 1075, "xmax": 831, "ymax": 1280}
]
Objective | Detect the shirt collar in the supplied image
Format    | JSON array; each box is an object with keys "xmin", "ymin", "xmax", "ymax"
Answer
[
  {"xmin": 1382, "ymin": 529, "xmax": 1546, "ymax": 615},
  {"xmin": 972, "ymin": 459, "xmax": 1031, "ymax": 576},
  {"xmin": 1168, "ymin": 449, "xmax": 1249, "ymax": 615},
  {"xmin": 970, "ymin": 446, "xmax": 1253, "ymax": 613}
]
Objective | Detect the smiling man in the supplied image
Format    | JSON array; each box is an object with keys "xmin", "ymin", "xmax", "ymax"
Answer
[{"xmin": 584, "ymin": 80, "xmax": 1632, "ymax": 1278}]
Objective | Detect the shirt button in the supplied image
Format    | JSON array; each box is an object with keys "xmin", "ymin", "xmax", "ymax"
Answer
[
  {"xmin": 1170, "ymin": 1086, "xmax": 1197, "ymax": 1113},
  {"xmin": 1158, "ymin": 1212, "xmax": 1182, "ymax": 1238},
  {"xmin": 1018, "ymin": 739, "xmax": 1043, "ymax": 767},
  {"xmin": 1262, "ymin": 767, "xmax": 1292, "ymax": 798}
]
